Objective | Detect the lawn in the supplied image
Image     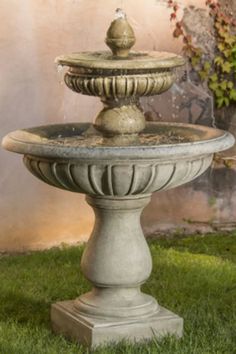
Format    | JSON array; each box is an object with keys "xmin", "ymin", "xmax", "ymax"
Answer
[{"xmin": 0, "ymin": 232, "xmax": 235, "ymax": 354}]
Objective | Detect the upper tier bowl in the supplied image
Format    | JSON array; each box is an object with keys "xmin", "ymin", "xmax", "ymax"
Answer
[{"xmin": 57, "ymin": 51, "xmax": 185, "ymax": 100}]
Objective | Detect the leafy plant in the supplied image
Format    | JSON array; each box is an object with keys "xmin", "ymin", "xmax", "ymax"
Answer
[{"xmin": 168, "ymin": 0, "xmax": 236, "ymax": 108}]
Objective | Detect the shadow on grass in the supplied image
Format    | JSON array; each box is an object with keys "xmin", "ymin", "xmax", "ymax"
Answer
[
  {"xmin": 0, "ymin": 290, "xmax": 50, "ymax": 327},
  {"xmin": 0, "ymin": 246, "xmax": 89, "ymax": 331}
]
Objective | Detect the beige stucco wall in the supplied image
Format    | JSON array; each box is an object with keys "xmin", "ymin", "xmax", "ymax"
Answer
[{"xmin": 1, "ymin": 0, "xmax": 206, "ymax": 251}]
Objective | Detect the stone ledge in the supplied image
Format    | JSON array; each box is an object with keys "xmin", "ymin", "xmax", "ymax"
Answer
[{"xmin": 51, "ymin": 300, "xmax": 183, "ymax": 347}]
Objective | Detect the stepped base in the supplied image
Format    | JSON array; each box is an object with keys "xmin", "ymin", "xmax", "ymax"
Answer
[{"xmin": 51, "ymin": 300, "xmax": 183, "ymax": 348}]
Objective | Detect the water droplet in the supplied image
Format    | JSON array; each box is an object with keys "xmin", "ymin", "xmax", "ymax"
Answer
[
  {"xmin": 115, "ymin": 8, "xmax": 126, "ymax": 19},
  {"xmin": 56, "ymin": 64, "xmax": 66, "ymax": 85},
  {"xmin": 57, "ymin": 64, "xmax": 63, "ymax": 73}
]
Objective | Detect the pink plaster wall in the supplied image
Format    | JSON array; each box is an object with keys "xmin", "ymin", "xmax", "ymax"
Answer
[{"xmin": 1, "ymin": 0, "xmax": 209, "ymax": 251}]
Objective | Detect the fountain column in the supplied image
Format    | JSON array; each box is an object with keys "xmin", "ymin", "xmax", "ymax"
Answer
[
  {"xmin": 51, "ymin": 194, "xmax": 183, "ymax": 346},
  {"xmin": 77, "ymin": 195, "xmax": 157, "ymax": 318}
]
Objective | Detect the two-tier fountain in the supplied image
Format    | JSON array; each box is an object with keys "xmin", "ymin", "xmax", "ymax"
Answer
[{"xmin": 2, "ymin": 10, "xmax": 234, "ymax": 347}]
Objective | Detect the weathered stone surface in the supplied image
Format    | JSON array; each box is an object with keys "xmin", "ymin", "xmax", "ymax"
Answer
[
  {"xmin": 51, "ymin": 301, "xmax": 183, "ymax": 348},
  {"xmin": 142, "ymin": 70, "xmax": 215, "ymax": 127},
  {"xmin": 219, "ymin": 0, "xmax": 236, "ymax": 20},
  {"xmin": 23, "ymin": 152, "xmax": 213, "ymax": 196},
  {"xmin": 183, "ymin": 7, "xmax": 215, "ymax": 58}
]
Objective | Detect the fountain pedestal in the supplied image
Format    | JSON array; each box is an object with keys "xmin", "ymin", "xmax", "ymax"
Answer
[
  {"xmin": 51, "ymin": 302, "xmax": 182, "ymax": 347},
  {"xmin": 51, "ymin": 195, "xmax": 183, "ymax": 347}
]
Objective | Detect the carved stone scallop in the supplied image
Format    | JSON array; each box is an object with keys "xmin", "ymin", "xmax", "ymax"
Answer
[
  {"xmin": 64, "ymin": 71, "xmax": 175, "ymax": 99},
  {"xmin": 23, "ymin": 154, "xmax": 213, "ymax": 197}
]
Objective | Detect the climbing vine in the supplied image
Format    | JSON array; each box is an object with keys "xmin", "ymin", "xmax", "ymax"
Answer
[{"xmin": 168, "ymin": 0, "xmax": 236, "ymax": 108}]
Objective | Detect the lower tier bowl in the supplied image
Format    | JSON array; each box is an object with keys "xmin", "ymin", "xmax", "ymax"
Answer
[{"xmin": 2, "ymin": 122, "xmax": 234, "ymax": 196}]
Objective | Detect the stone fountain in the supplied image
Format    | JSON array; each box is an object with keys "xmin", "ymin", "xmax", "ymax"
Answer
[{"xmin": 2, "ymin": 10, "xmax": 234, "ymax": 348}]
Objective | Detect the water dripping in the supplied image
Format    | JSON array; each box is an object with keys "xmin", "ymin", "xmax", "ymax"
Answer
[{"xmin": 56, "ymin": 64, "xmax": 66, "ymax": 85}]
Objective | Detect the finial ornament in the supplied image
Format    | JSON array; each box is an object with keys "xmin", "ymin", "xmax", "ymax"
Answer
[{"xmin": 105, "ymin": 9, "xmax": 136, "ymax": 58}]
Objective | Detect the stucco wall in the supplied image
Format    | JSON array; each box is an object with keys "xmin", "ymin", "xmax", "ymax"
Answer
[{"xmin": 0, "ymin": 0, "xmax": 222, "ymax": 252}]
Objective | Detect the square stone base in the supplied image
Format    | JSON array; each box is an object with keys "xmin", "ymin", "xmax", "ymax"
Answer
[{"xmin": 51, "ymin": 300, "xmax": 183, "ymax": 347}]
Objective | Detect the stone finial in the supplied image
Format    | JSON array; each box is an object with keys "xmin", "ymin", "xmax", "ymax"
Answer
[{"xmin": 105, "ymin": 9, "xmax": 136, "ymax": 58}]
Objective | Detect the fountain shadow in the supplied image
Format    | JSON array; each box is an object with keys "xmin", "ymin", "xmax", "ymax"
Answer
[
  {"xmin": 0, "ymin": 246, "xmax": 89, "ymax": 330},
  {"xmin": 0, "ymin": 290, "xmax": 50, "ymax": 328}
]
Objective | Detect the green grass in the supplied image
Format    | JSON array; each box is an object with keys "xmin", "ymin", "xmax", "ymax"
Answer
[{"xmin": 0, "ymin": 232, "xmax": 235, "ymax": 353}]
